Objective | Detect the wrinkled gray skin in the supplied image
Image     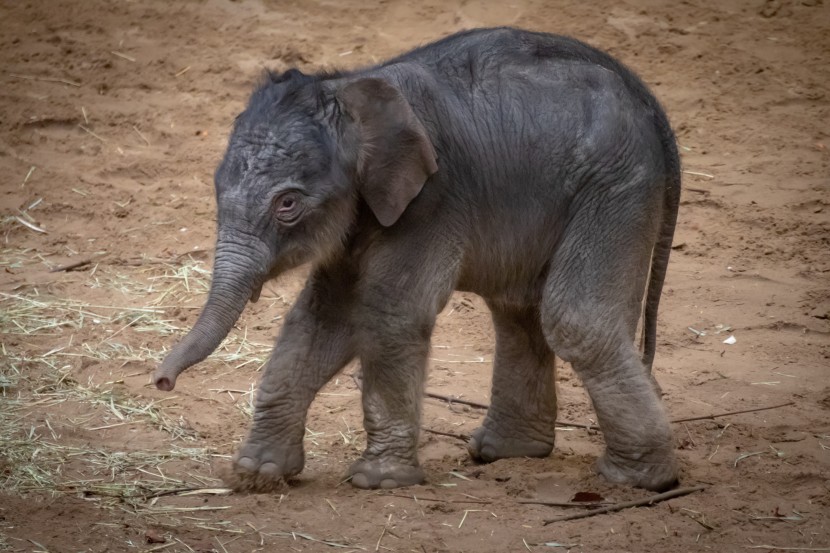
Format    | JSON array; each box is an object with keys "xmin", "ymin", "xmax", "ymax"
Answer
[{"xmin": 154, "ymin": 27, "xmax": 681, "ymax": 492}]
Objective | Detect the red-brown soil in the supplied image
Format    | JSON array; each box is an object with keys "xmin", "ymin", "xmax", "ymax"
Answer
[{"xmin": 1, "ymin": 0, "xmax": 828, "ymax": 551}]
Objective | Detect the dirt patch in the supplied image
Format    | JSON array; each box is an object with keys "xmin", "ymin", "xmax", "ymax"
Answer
[{"xmin": 1, "ymin": 0, "xmax": 828, "ymax": 551}]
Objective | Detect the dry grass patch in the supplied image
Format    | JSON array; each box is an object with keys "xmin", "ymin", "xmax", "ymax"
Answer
[{"xmin": 0, "ymin": 253, "xmax": 256, "ymax": 513}]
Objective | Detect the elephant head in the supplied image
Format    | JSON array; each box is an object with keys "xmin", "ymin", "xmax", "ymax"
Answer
[{"xmin": 153, "ymin": 70, "xmax": 438, "ymax": 391}]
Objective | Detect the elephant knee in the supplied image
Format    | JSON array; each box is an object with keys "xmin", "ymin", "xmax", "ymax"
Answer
[{"xmin": 543, "ymin": 305, "xmax": 610, "ymax": 365}]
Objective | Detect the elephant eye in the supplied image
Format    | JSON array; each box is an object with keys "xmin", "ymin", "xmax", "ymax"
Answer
[{"xmin": 274, "ymin": 192, "xmax": 303, "ymax": 224}]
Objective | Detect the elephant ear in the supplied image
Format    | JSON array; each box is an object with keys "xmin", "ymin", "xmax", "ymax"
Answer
[{"xmin": 337, "ymin": 78, "xmax": 438, "ymax": 227}]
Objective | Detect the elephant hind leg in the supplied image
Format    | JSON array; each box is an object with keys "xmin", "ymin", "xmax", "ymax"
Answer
[
  {"xmin": 540, "ymin": 187, "xmax": 678, "ymax": 491},
  {"xmin": 468, "ymin": 301, "xmax": 557, "ymax": 463}
]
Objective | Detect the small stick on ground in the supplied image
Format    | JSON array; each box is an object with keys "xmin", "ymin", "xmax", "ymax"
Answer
[
  {"xmin": 50, "ymin": 253, "xmax": 107, "ymax": 273},
  {"xmin": 682, "ymin": 510, "xmax": 715, "ymax": 531},
  {"xmin": 14, "ymin": 216, "xmax": 47, "ymax": 234},
  {"xmin": 425, "ymin": 391, "xmax": 489, "ymax": 410},
  {"xmin": 144, "ymin": 543, "xmax": 176, "ymax": 553},
  {"xmin": 685, "ymin": 186, "xmax": 711, "ymax": 194},
  {"xmin": 9, "ymin": 73, "xmax": 82, "ymax": 87},
  {"xmin": 671, "ymin": 401, "xmax": 794, "ymax": 423},
  {"xmin": 375, "ymin": 513, "xmax": 391, "ymax": 552},
  {"xmin": 555, "ymin": 421, "xmax": 600, "ymax": 430},
  {"xmin": 421, "ymin": 395, "xmax": 789, "ymax": 448},
  {"xmin": 325, "ymin": 498, "xmax": 340, "ymax": 516},
  {"xmin": 542, "ymin": 485, "xmax": 706, "ymax": 524},
  {"xmin": 518, "ymin": 499, "xmax": 611, "ymax": 508},
  {"xmin": 21, "ymin": 166, "xmax": 36, "ymax": 187},
  {"xmin": 78, "ymin": 123, "xmax": 107, "ymax": 143},
  {"xmin": 382, "ymin": 493, "xmax": 492, "ymax": 505},
  {"xmin": 743, "ymin": 546, "xmax": 830, "ymax": 551},
  {"xmin": 422, "ymin": 426, "xmax": 469, "ymax": 441},
  {"xmin": 683, "ymin": 423, "xmax": 696, "ymax": 447},
  {"xmin": 425, "ymin": 392, "xmax": 600, "ymax": 430},
  {"xmin": 111, "ymin": 50, "xmax": 136, "ymax": 62},
  {"xmin": 682, "ymin": 170, "xmax": 715, "ymax": 179},
  {"xmin": 133, "ymin": 125, "xmax": 151, "ymax": 146},
  {"xmin": 214, "ymin": 536, "xmax": 230, "ymax": 553}
]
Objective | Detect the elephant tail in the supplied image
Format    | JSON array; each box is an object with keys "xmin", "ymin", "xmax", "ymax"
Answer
[{"xmin": 640, "ymin": 113, "xmax": 681, "ymax": 372}]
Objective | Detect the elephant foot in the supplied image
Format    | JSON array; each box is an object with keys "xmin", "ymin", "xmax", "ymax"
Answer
[
  {"xmin": 347, "ymin": 457, "xmax": 424, "ymax": 489},
  {"xmin": 595, "ymin": 449, "xmax": 678, "ymax": 492},
  {"xmin": 467, "ymin": 425, "xmax": 554, "ymax": 463},
  {"xmin": 224, "ymin": 441, "xmax": 305, "ymax": 493}
]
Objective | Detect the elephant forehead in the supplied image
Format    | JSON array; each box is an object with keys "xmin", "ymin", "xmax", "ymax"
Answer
[{"xmin": 231, "ymin": 126, "xmax": 330, "ymax": 173}]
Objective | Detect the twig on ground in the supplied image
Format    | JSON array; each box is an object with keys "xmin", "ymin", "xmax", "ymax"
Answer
[
  {"xmin": 672, "ymin": 402, "xmax": 794, "ymax": 423},
  {"xmin": 214, "ymin": 537, "xmax": 230, "ymax": 553},
  {"xmin": 21, "ymin": 166, "xmax": 36, "ymax": 187},
  {"xmin": 681, "ymin": 509, "xmax": 715, "ymax": 531},
  {"xmin": 458, "ymin": 509, "xmax": 480, "ymax": 529},
  {"xmin": 111, "ymin": 50, "xmax": 136, "ymax": 62},
  {"xmin": 683, "ymin": 170, "xmax": 715, "ymax": 179},
  {"xmin": 382, "ymin": 493, "xmax": 491, "ymax": 505},
  {"xmin": 78, "ymin": 123, "xmax": 107, "ymax": 143},
  {"xmin": 138, "ymin": 506, "xmax": 231, "ymax": 513},
  {"xmin": 375, "ymin": 514, "xmax": 391, "ymax": 551},
  {"xmin": 421, "ymin": 426, "xmax": 469, "ymax": 441},
  {"xmin": 14, "ymin": 216, "xmax": 47, "ymax": 234},
  {"xmin": 325, "ymin": 498, "xmax": 340, "ymax": 516},
  {"xmin": 50, "ymin": 253, "xmax": 108, "ymax": 273},
  {"xmin": 685, "ymin": 186, "xmax": 711, "ymax": 194},
  {"xmin": 173, "ymin": 538, "xmax": 195, "ymax": 553},
  {"xmin": 743, "ymin": 547, "xmax": 830, "ymax": 551},
  {"xmin": 420, "ymin": 392, "xmax": 594, "ymax": 431},
  {"xmin": 426, "ymin": 392, "xmax": 792, "ymax": 430},
  {"xmin": 734, "ymin": 451, "xmax": 765, "ymax": 467},
  {"xmin": 146, "ymin": 487, "xmax": 231, "ymax": 499},
  {"xmin": 683, "ymin": 423, "xmax": 696, "ymax": 447},
  {"xmin": 555, "ymin": 421, "xmax": 600, "ymax": 430},
  {"xmin": 542, "ymin": 485, "xmax": 706, "ymax": 524},
  {"xmin": 143, "ymin": 543, "xmax": 176, "ymax": 553},
  {"xmin": 518, "ymin": 499, "xmax": 610, "ymax": 508},
  {"xmin": 425, "ymin": 391, "xmax": 489, "ymax": 410},
  {"xmin": 260, "ymin": 530, "xmax": 359, "ymax": 549},
  {"xmin": 133, "ymin": 125, "xmax": 151, "ymax": 145},
  {"xmin": 9, "ymin": 73, "xmax": 82, "ymax": 87}
]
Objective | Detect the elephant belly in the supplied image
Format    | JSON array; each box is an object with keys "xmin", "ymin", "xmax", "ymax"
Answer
[{"xmin": 455, "ymin": 226, "xmax": 558, "ymax": 305}]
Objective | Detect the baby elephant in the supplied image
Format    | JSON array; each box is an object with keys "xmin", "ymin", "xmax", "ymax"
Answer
[{"xmin": 154, "ymin": 27, "xmax": 681, "ymax": 492}]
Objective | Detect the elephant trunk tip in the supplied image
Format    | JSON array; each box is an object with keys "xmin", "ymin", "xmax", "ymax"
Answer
[
  {"xmin": 153, "ymin": 357, "xmax": 186, "ymax": 391},
  {"xmin": 151, "ymin": 254, "xmax": 261, "ymax": 392},
  {"xmin": 154, "ymin": 372, "xmax": 176, "ymax": 391}
]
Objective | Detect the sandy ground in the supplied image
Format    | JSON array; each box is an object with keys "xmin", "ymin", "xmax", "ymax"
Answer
[{"xmin": 1, "ymin": 0, "xmax": 829, "ymax": 551}]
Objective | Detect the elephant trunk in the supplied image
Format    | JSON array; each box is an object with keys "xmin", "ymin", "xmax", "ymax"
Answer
[{"xmin": 153, "ymin": 244, "xmax": 262, "ymax": 391}]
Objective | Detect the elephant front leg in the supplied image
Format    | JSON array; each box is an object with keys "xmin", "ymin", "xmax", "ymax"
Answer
[
  {"xmin": 347, "ymin": 308, "xmax": 434, "ymax": 489},
  {"xmin": 344, "ymin": 228, "xmax": 459, "ymax": 489},
  {"xmin": 348, "ymin": 286, "xmax": 449, "ymax": 488},
  {"xmin": 468, "ymin": 302, "xmax": 558, "ymax": 463},
  {"xmin": 230, "ymin": 272, "xmax": 356, "ymax": 491}
]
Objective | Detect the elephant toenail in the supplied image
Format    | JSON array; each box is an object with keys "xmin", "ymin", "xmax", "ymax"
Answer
[
  {"xmin": 379, "ymin": 478, "xmax": 399, "ymax": 489},
  {"xmin": 481, "ymin": 445, "xmax": 497, "ymax": 461},
  {"xmin": 235, "ymin": 456, "xmax": 256, "ymax": 472},
  {"xmin": 351, "ymin": 473, "xmax": 370, "ymax": 489},
  {"xmin": 259, "ymin": 462, "xmax": 280, "ymax": 477}
]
